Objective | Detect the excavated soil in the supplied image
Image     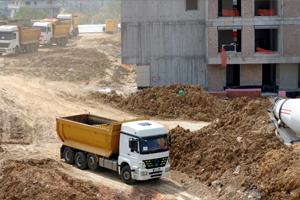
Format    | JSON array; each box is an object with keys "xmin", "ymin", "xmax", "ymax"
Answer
[
  {"xmin": 169, "ymin": 97, "xmax": 291, "ymax": 199},
  {"xmin": 0, "ymin": 48, "xmax": 131, "ymax": 85},
  {"xmin": 90, "ymin": 83, "xmax": 230, "ymax": 121},
  {"xmin": 0, "ymin": 159, "xmax": 164, "ymax": 200}
]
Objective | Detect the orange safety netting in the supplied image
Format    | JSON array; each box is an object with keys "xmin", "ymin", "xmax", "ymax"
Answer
[
  {"xmin": 256, "ymin": 47, "xmax": 276, "ymax": 54},
  {"xmin": 222, "ymin": 9, "xmax": 239, "ymax": 17},
  {"xmin": 220, "ymin": 48, "xmax": 227, "ymax": 67},
  {"xmin": 258, "ymin": 9, "xmax": 275, "ymax": 16}
]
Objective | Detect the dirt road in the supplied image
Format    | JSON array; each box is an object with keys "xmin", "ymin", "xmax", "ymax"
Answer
[{"xmin": 0, "ymin": 34, "xmax": 210, "ymax": 199}]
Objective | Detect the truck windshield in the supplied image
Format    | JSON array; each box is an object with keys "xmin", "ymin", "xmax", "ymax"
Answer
[
  {"xmin": 0, "ymin": 32, "xmax": 12, "ymax": 40},
  {"xmin": 140, "ymin": 134, "xmax": 168, "ymax": 154},
  {"xmin": 33, "ymin": 26, "xmax": 47, "ymax": 32}
]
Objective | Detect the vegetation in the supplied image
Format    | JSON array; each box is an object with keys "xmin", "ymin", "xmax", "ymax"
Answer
[
  {"xmin": 13, "ymin": 7, "xmax": 47, "ymax": 20},
  {"xmin": 65, "ymin": 1, "xmax": 120, "ymax": 24}
]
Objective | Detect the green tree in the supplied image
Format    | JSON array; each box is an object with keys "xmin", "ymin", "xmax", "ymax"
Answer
[{"xmin": 13, "ymin": 7, "xmax": 47, "ymax": 20}]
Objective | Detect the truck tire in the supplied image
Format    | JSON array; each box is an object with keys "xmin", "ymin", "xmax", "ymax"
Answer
[
  {"xmin": 75, "ymin": 152, "xmax": 87, "ymax": 170},
  {"xmin": 121, "ymin": 166, "xmax": 136, "ymax": 185},
  {"xmin": 62, "ymin": 38, "xmax": 67, "ymax": 46},
  {"xmin": 87, "ymin": 153, "xmax": 99, "ymax": 170},
  {"xmin": 57, "ymin": 38, "xmax": 61, "ymax": 46},
  {"xmin": 25, "ymin": 45, "xmax": 30, "ymax": 53},
  {"xmin": 63, "ymin": 147, "xmax": 75, "ymax": 164},
  {"xmin": 48, "ymin": 39, "xmax": 53, "ymax": 47},
  {"xmin": 30, "ymin": 44, "xmax": 35, "ymax": 53},
  {"xmin": 34, "ymin": 43, "xmax": 39, "ymax": 52},
  {"xmin": 14, "ymin": 46, "xmax": 19, "ymax": 56}
]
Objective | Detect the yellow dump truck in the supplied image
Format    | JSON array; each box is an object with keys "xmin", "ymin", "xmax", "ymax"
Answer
[
  {"xmin": 33, "ymin": 18, "xmax": 71, "ymax": 47},
  {"xmin": 0, "ymin": 25, "xmax": 40, "ymax": 55},
  {"xmin": 57, "ymin": 13, "xmax": 79, "ymax": 37},
  {"xmin": 105, "ymin": 19, "xmax": 114, "ymax": 34},
  {"xmin": 56, "ymin": 114, "xmax": 170, "ymax": 184}
]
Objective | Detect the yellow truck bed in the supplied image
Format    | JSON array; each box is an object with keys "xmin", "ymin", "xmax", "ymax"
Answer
[
  {"xmin": 56, "ymin": 114, "xmax": 148, "ymax": 158},
  {"xmin": 18, "ymin": 26, "xmax": 41, "ymax": 45},
  {"xmin": 42, "ymin": 19, "xmax": 70, "ymax": 38}
]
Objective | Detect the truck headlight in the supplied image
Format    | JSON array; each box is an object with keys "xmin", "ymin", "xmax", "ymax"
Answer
[
  {"xmin": 141, "ymin": 171, "xmax": 148, "ymax": 176},
  {"xmin": 165, "ymin": 167, "xmax": 170, "ymax": 172}
]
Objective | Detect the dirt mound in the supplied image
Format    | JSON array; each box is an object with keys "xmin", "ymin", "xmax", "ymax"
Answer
[
  {"xmin": 252, "ymin": 144, "xmax": 300, "ymax": 199},
  {"xmin": 90, "ymin": 83, "xmax": 230, "ymax": 121},
  {"xmin": 169, "ymin": 98, "xmax": 287, "ymax": 199},
  {"xmin": 0, "ymin": 90, "xmax": 33, "ymax": 144},
  {"xmin": 0, "ymin": 159, "xmax": 164, "ymax": 200},
  {"xmin": 0, "ymin": 48, "xmax": 131, "ymax": 85},
  {"xmin": 95, "ymin": 32, "xmax": 121, "ymax": 47}
]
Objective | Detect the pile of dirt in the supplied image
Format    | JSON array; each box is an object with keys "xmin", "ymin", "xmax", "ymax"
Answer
[
  {"xmin": 252, "ymin": 144, "xmax": 300, "ymax": 199},
  {"xmin": 90, "ymin": 83, "xmax": 230, "ymax": 121},
  {"xmin": 96, "ymin": 32, "xmax": 121, "ymax": 47},
  {"xmin": 0, "ymin": 48, "xmax": 131, "ymax": 85},
  {"xmin": 0, "ymin": 90, "xmax": 33, "ymax": 145},
  {"xmin": 0, "ymin": 159, "xmax": 164, "ymax": 200},
  {"xmin": 169, "ymin": 97, "xmax": 287, "ymax": 199}
]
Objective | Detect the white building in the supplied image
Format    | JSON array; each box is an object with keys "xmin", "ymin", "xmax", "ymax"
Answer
[{"xmin": 8, "ymin": 0, "xmax": 61, "ymax": 18}]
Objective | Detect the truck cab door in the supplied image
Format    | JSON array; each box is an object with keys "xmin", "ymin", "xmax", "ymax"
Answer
[{"xmin": 12, "ymin": 32, "xmax": 18, "ymax": 47}]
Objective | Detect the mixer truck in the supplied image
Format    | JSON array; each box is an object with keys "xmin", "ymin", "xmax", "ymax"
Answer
[
  {"xmin": 56, "ymin": 114, "xmax": 170, "ymax": 184},
  {"xmin": 57, "ymin": 13, "xmax": 79, "ymax": 38},
  {"xmin": 33, "ymin": 18, "xmax": 70, "ymax": 47},
  {"xmin": 0, "ymin": 25, "xmax": 40, "ymax": 55},
  {"xmin": 267, "ymin": 98, "xmax": 300, "ymax": 145}
]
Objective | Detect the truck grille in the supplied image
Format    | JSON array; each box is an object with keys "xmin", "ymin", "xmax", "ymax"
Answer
[
  {"xmin": 0, "ymin": 43, "xmax": 9, "ymax": 48},
  {"xmin": 143, "ymin": 157, "xmax": 168, "ymax": 169}
]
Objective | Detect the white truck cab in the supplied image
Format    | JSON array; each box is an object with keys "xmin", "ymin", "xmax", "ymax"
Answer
[
  {"xmin": 33, "ymin": 22, "xmax": 52, "ymax": 46},
  {"xmin": 0, "ymin": 26, "xmax": 19, "ymax": 54},
  {"xmin": 119, "ymin": 120, "xmax": 170, "ymax": 183}
]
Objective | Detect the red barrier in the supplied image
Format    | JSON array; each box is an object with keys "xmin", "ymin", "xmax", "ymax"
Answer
[
  {"xmin": 256, "ymin": 47, "xmax": 276, "ymax": 54},
  {"xmin": 258, "ymin": 9, "xmax": 275, "ymax": 16}
]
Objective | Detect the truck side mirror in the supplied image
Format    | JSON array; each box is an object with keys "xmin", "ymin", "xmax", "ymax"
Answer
[{"xmin": 168, "ymin": 135, "xmax": 171, "ymax": 148}]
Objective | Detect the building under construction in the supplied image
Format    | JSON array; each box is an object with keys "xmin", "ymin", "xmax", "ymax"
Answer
[{"xmin": 121, "ymin": 0, "xmax": 300, "ymax": 96}]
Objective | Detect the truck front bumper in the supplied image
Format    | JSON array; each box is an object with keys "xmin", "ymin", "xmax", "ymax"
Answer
[
  {"xmin": 131, "ymin": 164, "xmax": 170, "ymax": 181},
  {"xmin": 0, "ymin": 48, "xmax": 13, "ymax": 53}
]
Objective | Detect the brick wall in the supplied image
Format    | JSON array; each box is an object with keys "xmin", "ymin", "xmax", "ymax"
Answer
[
  {"xmin": 284, "ymin": 25, "xmax": 300, "ymax": 56},
  {"xmin": 242, "ymin": 0, "xmax": 254, "ymax": 18},
  {"xmin": 242, "ymin": 26, "xmax": 254, "ymax": 57},
  {"xmin": 240, "ymin": 64, "xmax": 262, "ymax": 85},
  {"xmin": 208, "ymin": 27, "xmax": 218, "ymax": 57},
  {"xmin": 208, "ymin": 65, "xmax": 226, "ymax": 91},
  {"xmin": 284, "ymin": 0, "xmax": 300, "ymax": 17},
  {"xmin": 209, "ymin": 0, "xmax": 218, "ymax": 19}
]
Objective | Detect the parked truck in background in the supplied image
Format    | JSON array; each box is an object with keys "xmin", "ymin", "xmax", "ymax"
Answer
[
  {"xmin": 33, "ymin": 18, "xmax": 70, "ymax": 47},
  {"xmin": 0, "ymin": 25, "xmax": 40, "ymax": 55},
  {"xmin": 268, "ymin": 98, "xmax": 300, "ymax": 145},
  {"xmin": 57, "ymin": 13, "xmax": 79, "ymax": 38},
  {"xmin": 56, "ymin": 114, "xmax": 170, "ymax": 184}
]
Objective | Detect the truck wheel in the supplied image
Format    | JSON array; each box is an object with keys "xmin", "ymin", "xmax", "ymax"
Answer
[
  {"xmin": 35, "ymin": 43, "xmax": 39, "ymax": 52},
  {"xmin": 30, "ymin": 44, "xmax": 35, "ymax": 53},
  {"xmin": 62, "ymin": 38, "xmax": 67, "ymax": 46},
  {"xmin": 75, "ymin": 152, "xmax": 87, "ymax": 170},
  {"xmin": 121, "ymin": 166, "xmax": 136, "ymax": 185},
  {"xmin": 14, "ymin": 46, "xmax": 19, "ymax": 56},
  {"xmin": 63, "ymin": 147, "xmax": 75, "ymax": 164},
  {"xmin": 87, "ymin": 153, "xmax": 99, "ymax": 170},
  {"xmin": 25, "ymin": 45, "xmax": 30, "ymax": 53},
  {"xmin": 48, "ymin": 39, "xmax": 53, "ymax": 47},
  {"xmin": 57, "ymin": 38, "xmax": 61, "ymax": 46}
]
